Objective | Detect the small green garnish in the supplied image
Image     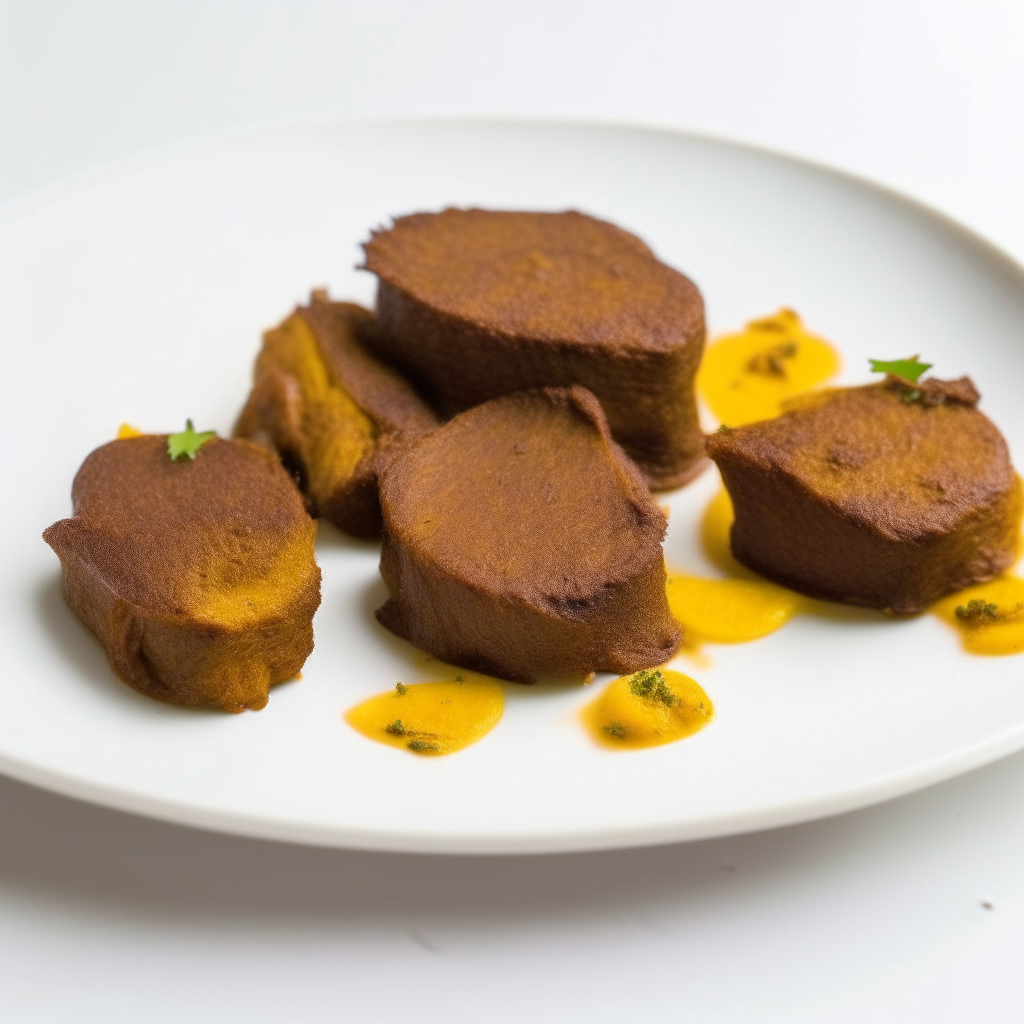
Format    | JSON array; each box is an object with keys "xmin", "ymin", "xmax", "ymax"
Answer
[
  {"xmin": 717, "ymin": 424, "xmax": 733, "ymax": 434},
  {"xmin": 628, "ymin": 669, "xmax": 680, "ymax": 707},
  {"xmin": 385, "ymin": 719, "xmax": 405, "ymax": 735},
  {"xmin": 455, "ymin": 675, "xmax": 464, "ymax": 682},
  {"xmin": 167, "ymin": 419, "xmax": 216, "ymax": 460},
  {"xmin": 603, "ymin": 722, "xmax": 627, "ymax": 739},
  {"xmin": 901, "ymin": 389, "xmax": 923, "ymax": 403},
  {"xmin": 869, "ymin": 356, "xmax": 932, "ymax": 383},
  {"xmin": 407, "ymin": 739, "xmax": 438, "ymax": 752},
  {"xmin": 746, "ymin": 341, "xmax": 799, "ymax": 377},
  {"xmin": 955, "ymin": 599, "xmax": 1000, "ymax": 622},
  {"xmin": 955, "ymin": 599, "xmax": 1024, "ymax": 625},
  {"xmin": 395, "ymin": 682, "xmax": 408, "ymax": 696}
]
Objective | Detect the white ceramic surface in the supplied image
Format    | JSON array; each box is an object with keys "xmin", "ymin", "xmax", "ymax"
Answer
[{"xmin": 1, "ymin": 121, "xmax": 1022, "ymax": 854}]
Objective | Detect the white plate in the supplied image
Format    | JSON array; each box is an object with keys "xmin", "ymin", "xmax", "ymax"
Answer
[{"xmin": 1, "ymin": 121, "xmax": 1022, "ymax": 854}]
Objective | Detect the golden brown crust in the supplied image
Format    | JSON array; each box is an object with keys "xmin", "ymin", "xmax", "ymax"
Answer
[
  {"xmin": 376, "ymin": 386, "xmax": 681, "ymax": 682},
  {"xmin": 43, "ymin": 435, "xmax": 321, "ymax": 711},
  {"xmin": 362, "ymin": 209, "xmax": 707, "ymax": 490},
  {"xmin": 705, "ymin": 378, "xmax": 1023, "ymax": 614},
  {"xmin": 234, "ymin": 294, "xmax": 440, "ymax": 538}
]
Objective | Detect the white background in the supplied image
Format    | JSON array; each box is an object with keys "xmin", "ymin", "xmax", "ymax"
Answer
[{"xmin": 2, "ymin": 1, "xmax": 1023, "ymax": 1020}]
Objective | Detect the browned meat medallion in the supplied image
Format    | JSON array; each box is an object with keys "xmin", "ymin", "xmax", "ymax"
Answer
[
  {"xmin": 362, "ymin": 208, "xmax": 707, "ymax": 490},
  {"xmin": 705, "ymin": 375, "xmax": 1023, "ymax": 615},
  {"xmin": 43, "ymin": 434, "xmax": 321, "ymax": 712},
  {"xmin": 234, "ymin": 291, "xmax": 439, "ymax": 539},
  {"xmin": 375, "ymin": 385, "xmax": 681, "ymax": 683}
]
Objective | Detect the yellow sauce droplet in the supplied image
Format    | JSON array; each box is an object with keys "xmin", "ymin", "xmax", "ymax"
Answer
[
  {"xmin": 117, "ymin": 423, "xmax": 142, "ymax": 439},
  {"xmin": 932, "ymin": 577, "xmax": 1024, "ymax": 656},
  {"xmin": 666, "ymin": 573, "xmax": 802, "ymax": 645},
  {"xmin": 697, "ymin": 308, "xmax": 841, "ymax": 426},
  {"xmin": 345, "ymin": 674, "xmax": 504, "ymax": 755},
  {"xmin": 667, "ymin": 487, "xmax": 805, "ymax": 648},
  {"xmin": 582, "ymin": 669, "xmax": 713, "ymax": 749}
]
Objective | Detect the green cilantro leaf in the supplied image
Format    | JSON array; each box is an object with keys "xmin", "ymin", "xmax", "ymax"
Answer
[
  {"xmin": 167, "ymin": 419, "xmax": 216, "ymax": 461},
  {"xmin": 868, "ymin": 356, "xmax": 932, "ymax": 383}
]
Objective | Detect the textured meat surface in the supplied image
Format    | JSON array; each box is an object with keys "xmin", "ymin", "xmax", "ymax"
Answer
[
  {"xmin": 705, "ymin": 378, "xmax": 1022, "ymax": 614},
  {"xmin": 362, "ymin": 209, "xmax": 706, "ymax": 489},
  {"xmin": 376, "ymin": 386, "xmax": 680, "ymax": 682},
  {"xmin": 43, "ymin": 435, "xmax": 321, "ymax": 711},
  {"xmin": 234, "ymin": 293, "xmax": 439, "ymax": 538}
]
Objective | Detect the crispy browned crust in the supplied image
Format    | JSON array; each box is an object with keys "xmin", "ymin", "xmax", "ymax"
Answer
[
  {"xmin": 362, "ymin": 209, "xmax": 707, "ymax": 490},
  {"xmin": 234, "ymin": 293, "xmax": 439, "ymax": 538},
  {"xmin": 705, "ymin": 378, "xmax": 1023, "ymax": 615},
  {"xmin": 375, "ymin": 386, "xmax": 681, "ymax": 682},
  {"xmin": 43, "ymin": 435, "xmax": 321, "ymax": 711}
]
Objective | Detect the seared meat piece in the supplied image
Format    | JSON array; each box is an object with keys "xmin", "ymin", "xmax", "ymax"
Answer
[
  {"xmin": 43, "ymin": 434, "xmax": 321, "ymax": 711},
  {"xmin": 705, "ymin": 377, "xmax": 1022, "ymax": 615},
  {"xmin": 375, "ymin": 386, "xmax": 680, "ymax": 682},
  {"xmin": 362, "ymin": 208, "xmax": 706, "ymax": 490},
  {"xmin": 235, "ymin": 292, "xmax": 439, "ymax": 538}
]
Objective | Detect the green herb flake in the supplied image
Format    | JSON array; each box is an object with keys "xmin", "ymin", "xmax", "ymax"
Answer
[
  {"xmin": 407, "ymin": 739, "xmax": 439, "ymax": 752},
  {"xmin": 455, "ymin": 675, "xmax": 464, "ymax": 682},
  {"xmin": 603, "ymin": 722, "xmax": 627, "ymax": 739},
  {"xmin": 385, "ymin": 719, "xmax": 405, "ymax": 735},
  {"xmin": 954, "ymin": 599, "xmax": 1013, "ymax": 624},
  {"xmin": 746, "ymin": 341, "xmax": 799, "ymax": 377},
  {"xmin": 717, "ymin": 424, "xmax": 733, "ymax": 434},
  {"xmin": 167, "ymin": 419, "xmax": 216, "ymax": 461},
  {"xmin": 395, "ymin": 682, "xmax": 408, "ymax": 696},
  {"xmin": 901, "ymin": 389, "xmax": 923, "ymax": 403},
  {"xmin": 868, "ymin": 356, "xmax": 932, "ymax": 383},
  {"xmin": 628, "ymin": 669, "xmax": 680, "ymax": 707}
]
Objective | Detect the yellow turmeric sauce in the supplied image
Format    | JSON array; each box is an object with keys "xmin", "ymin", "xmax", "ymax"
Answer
[
  {"xmin": 663, "ymin": 310, "xmax": 838, "ymax": 652},
  {"xmin": 582, "ymin": 668, "xmax": 713, "ymax": 750},
  {"xmin": 697, "ymin": 308, "xmax": 841, "ymax": 427},
  {"xmin": 932, "ymin": 576, "xmax": 1024, "ymax": 656},
  {"xmin": 669, "ymin": 478, "xmax": 808, "ymax": 652},
  {"xmin": 345, "ymin": 673, "xmax": 504, "ymax": 756}
]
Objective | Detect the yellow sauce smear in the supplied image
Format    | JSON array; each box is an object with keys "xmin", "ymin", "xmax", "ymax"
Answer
[
  {"xmin": 345, "ymin": 674, "xmax": 504, "ymax": 756},
  {"xmin": 582, "ymin": 669, "xmax": 713, "ymax": 750},
  {"xmin": 931, "ymin": 576, "xmax": 1024, "ymax": 656},
  {"xmin": 668, "ymin": 487, "xmax": 805, "ymax": 648},
  {"xmin": 667, "ymin": 573, "xmax": 802, "ymax": 645},
  {"xmin": 697, "ymin": 308, "xmax": 841, "ymax": 426},
  {"xmin": 117, "ymin": 423, "xmax": 143, "ymax": 438}
]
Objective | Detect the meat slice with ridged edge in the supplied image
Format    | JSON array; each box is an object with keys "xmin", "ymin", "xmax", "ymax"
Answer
[
  {"xmin": 362, "ymin": 208, "xmax": 707, "ymax": 490},
  {"xmin": 705, "ymin": 376, "xmax": 1023, "ymax": 615},
  {"xmin": 43, "ymin": 434, "xmax": 321, "ymax": 712},
  {"xmin": 234, "ymin": 292, "xmax": 439, "ymax": 539},
  {"xmin": 375, "ymin": 386, "xmax": 681, "ymax": 683}
]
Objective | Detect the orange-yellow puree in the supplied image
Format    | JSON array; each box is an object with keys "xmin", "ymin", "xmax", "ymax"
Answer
[
  {"xmin": 697, "ymin": 308, "xmax": 841, "ymax": 427},
  {"xmin": 664, "ymin": 309, "xmax": 837, "ymax": 650},
  {"xmin": 582, "ymin": 669, "xmax": 713, "ymax": 750},
  {"xmin": 117, "ymin": 423, "xmax": 143, "ymax": 439},
  {"xmin": 668, "ymin": 487, "xmax": 805, "ymax": 647},
  {"xmin": 932, "ymin": 576, "xmax": 1024, "ymax": 656},
  {"xmin": 345, "ymin": 673, "xmax": 504, "ymax": 756}
]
